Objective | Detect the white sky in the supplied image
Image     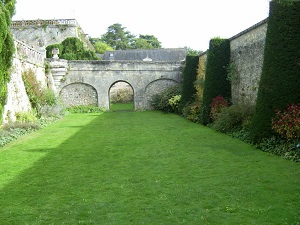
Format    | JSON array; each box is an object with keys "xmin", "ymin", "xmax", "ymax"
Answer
[{"xmin": 12, "ymin": 0, "xmax": 270, "ymax": 51}]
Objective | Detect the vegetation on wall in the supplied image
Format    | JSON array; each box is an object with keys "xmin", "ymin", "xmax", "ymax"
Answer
[
  {"xmin": 250, "ymin": 0, "xmax": 300, "ymax": 143},
  {"xmin": 0, "ymin": 0, "xmax": 15, "ymax": 123},
  {"xmin": 46, "ymin": 37, "xmax": 100, "ymax": 60},
  {"xmin": 178, "ymin": 56, "xmax": 199, "ymax": 113},
  {"xmin": 201, "ymin": 38, "xmax": 231, "ymax": 125},
  {"xmin": 22, "ymin": 69, "xmax": 58, "ymax": 117}
]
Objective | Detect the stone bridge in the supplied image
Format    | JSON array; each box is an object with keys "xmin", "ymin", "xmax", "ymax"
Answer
[{"xmin": 48, "ymin": 59, "xmax": 184, "ymax": 110}]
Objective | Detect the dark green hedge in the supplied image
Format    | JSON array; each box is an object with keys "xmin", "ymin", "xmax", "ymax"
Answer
[
  {"xmin": 46, "ymin": 37, "xmax": 99, "ymax": 60},
  {"xmin": 179, "ymin": 55, "xmax": 199, "ymax": 113},
  {"xmin": 201, "ymin": 38, "xmax": 231, "ymax": 125},
  {"xmin": 250, "ymin": 0, "xmax": 300, "ymax": 142}
]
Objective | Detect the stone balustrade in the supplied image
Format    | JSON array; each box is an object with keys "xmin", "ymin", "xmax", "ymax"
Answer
[{"xmin": 14, "ymin": 39, "xmax": 44, "ymax": 64}]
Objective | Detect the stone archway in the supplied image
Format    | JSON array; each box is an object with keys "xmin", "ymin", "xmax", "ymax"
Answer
[
  {"xmin": 60, "ymin": 82, "xmax": 98, "ymax": 107},
  {"xmin": 108, "ymin": 81, "xmax": 134, "ymax": 110},
  {"xmin": 144, "ymin": 79, "xmax": 179, "ymax": 109}
]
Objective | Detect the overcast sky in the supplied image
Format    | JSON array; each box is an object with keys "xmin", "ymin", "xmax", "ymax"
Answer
[{"xmin": 12, "ymin": 0, "xmax": 270, "ymax": 51}]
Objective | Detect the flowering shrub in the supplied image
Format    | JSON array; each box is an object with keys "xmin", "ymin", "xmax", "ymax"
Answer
[
  {"xmin": 210, "ymin": 96, "xmax": 229, "ymax": 121},
  {"xmin": 168, "ymin": 95, "xmax": 181, "ymax": 113},
  {"xmin": 272, "ymin": 103, "xmax": 300, "ymax": 140}
]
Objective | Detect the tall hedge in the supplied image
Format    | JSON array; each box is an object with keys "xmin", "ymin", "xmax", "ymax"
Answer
[
  {"xmin": 0, "ymin": 0, "xmax": 15, "ymax": 122},
  {"xmin": 201, "ymin": 38, "xmax": 231, "ymax": 125},
  {"xmin": 179, "ymin": 55, "xmax": 199, "ymax": 113},
  {"xmin": 250, "ymin": 0, "xmax": 300, "ymax": 142}
]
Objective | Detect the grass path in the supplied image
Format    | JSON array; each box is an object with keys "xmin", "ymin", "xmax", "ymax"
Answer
[{"xmin": 0, "ymin": 111, "xmax": 299, "ymax": 224}]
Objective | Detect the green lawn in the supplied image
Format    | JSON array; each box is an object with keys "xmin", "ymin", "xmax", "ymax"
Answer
[
  {"xmin": 0, "ymin": 111, "xmax": 299, "ymax": 224},
  {"xmin": 110, "ymin": 102, "xmax": 134, "ymax": 111}
]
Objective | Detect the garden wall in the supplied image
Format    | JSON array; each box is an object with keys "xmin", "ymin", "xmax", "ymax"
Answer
[
  {"xmin": 2, "ymin": 40, "xmax": 47, "ymax": 123},
  {"xmin": 199, "ymin": 18, "xmax": 268, "ymax": 106}
]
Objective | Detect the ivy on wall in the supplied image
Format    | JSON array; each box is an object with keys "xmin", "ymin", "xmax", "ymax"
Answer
[
  {"xmin": 46, "ymin": 37, "xmax": 99, "ymax": 60},
  {"xmin": 0, "ymin": 0, "xmax": 15, "ymax": 123}
]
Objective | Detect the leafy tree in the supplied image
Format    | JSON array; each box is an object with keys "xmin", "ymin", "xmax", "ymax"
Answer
[
  {"xmin": 94, "ymin": 41, "xmax": 113, "ymax": 54},
  {"xmin": 185, "ymin": 47, "xmax": 202, "ymax": 56},
  {"xmin": 0, "ymin": 0, "xmax": 15, "ymax": 122},
  {"xmin": 133, "ymin": 34, "xmax": 162, "ymax": 49},
  {"xmin": 100, "ymin": 24, "xmax": 162, "ymax": 50},
  {"xmin": 100, "ymin": 23, "xmax": 135, "ymax": 50}
]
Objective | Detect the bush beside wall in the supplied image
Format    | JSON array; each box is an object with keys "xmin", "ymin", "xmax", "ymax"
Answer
[{"xmin": 250, "ymin": 0, "xmax": 300, "ymax": 142}]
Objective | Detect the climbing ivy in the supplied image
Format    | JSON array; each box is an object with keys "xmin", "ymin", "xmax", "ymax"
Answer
[{"xmin": 0, "ymin": 0, "xmax": 15, "ymax": 123}]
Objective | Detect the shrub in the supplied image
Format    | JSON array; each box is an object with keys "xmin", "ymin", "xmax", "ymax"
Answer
[
  {"xmin": 271, "ymin": 103, "xmax": 300, "ymax": 141},
  {"xmin": 210, "ymin": 104, "xmax": 255, "ymax": 133},
  {"xmin": 210, "ymin": 96, "xmax": 229, "ymax": 121},
  {"xmin": 255, "ymin": 136, "xmax": 300, "ymax": 162},
  {"xmin": 250, "ymin": 0, "xmax": 300, "ymax": 142},
  {"xmin": 66, "ymin": 105, "xmax": 105, "ymax": 114},
  {"xmin": 201, "ymin": 38, "xmax": 231, "ymax": 125},
  {"xmin": 151, "ymin": 84, "xmax": 181, "ymax": 113},
  {"xmin": 168, "ymin": 95, "xmax": 181, "ymax": 114},
  {"xmin": 182, "ymin": 101, "xmax": 202, "ymax": 123}
]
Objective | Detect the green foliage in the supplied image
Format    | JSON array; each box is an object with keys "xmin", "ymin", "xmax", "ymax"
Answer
[
  {"xmin": 168, "ymin": 95, "xmax": 181, "ymax": 114},
  {"xmin": 182, "ymin": 101, "xmax": 202, "ymax": 123},
  {"xmin": 185, "ymin": 47, "xmax": 202, "ymax": 56},
  {"xmin": 100, "ymin": 23, "xmax": 135, "ymax": 50},
  {"xmin": 271, "ymin": 103, "xmax": 300, "ymax": 141},
  {"xmin": 100, "ymin": 23, "xmax": 162, "ymax": 50},
  {"xmin": 94, "ymin": 41, "xmax": 113, "ymax": 54},
  {"xmin": 46, "ymin": 37, "xmax": 100, "ymax": 60},
  {"xmin": 210, "ymin": 104, "xmax": 255, "ymax": 133},
  {"xmin": 22, "ymin": 69, "xmax": 59, "ymax": 117},
  {"xmin": 201, "ymin": 38, "xmax": 231, "ymax": 125},
  {"xmin": 250, "ymin": 0, "xmax": 300, "ymax": 142},
  {"xmin": 0, "ymin": 0, "xmax": 15, "ymax": 123},
  {"xmin": 133, "ymin": 34, "xmax": 162, "ymax": 49},
  {"xmin": 255, "ymin": 137, "xmax": 300, "ymax": 162},
  {"xmin": 151, "ymin": 84, "xmax": 181, "ymax": 113},
  {"xmin": 45, "ymin": 44, "xmax": 63, "ymax": 58},
  {"xmin": 179, "ymin": 56, "xmax": 199, "ymax": 113},
  {"xmin": 66, "ymin": 105, "xmax": 105, "ymax": 114}
]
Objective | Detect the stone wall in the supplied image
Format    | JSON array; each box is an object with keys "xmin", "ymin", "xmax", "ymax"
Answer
[
  {"xmin": 49, "ymin": 60, "xmax": 184, "ymax": 110},
  {"xmin": 230, "ymin": 19, "xmax": 268, "ymax": 105},
  {"xmin": 199, "ymin": 18, "xmax": 268, "ymax": 106},
  {"xmin": 60, "ymin": 83, "xmax": 98, "ymax": 107},
  {"xmin": 10, "ymin": 19, "xmax": 94, "ymax": 53},
  {"xmin": 2, "ymin": 40, "xmax": 47, "ymax": 123}
]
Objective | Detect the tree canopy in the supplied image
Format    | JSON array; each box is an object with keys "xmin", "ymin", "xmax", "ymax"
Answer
[{"xmin": 99, "ymin": 23, "xmax": 162, "ymax": 50}]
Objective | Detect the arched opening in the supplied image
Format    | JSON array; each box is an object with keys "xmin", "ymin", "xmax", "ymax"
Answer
[
  {"xmin": 60, "ymin": 83, "xmax": 98, "ymax": 107},
  {"xmin": 109, "ymin": 81, "xmax": 134, "ymax": 111},
  {"xmin": 144, "ymin": 79, "xmax": 179, "ymax": 109}
]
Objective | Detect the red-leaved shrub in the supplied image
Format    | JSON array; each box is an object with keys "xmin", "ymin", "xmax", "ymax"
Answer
[
  {"xmin": 272, "ymin": 104, "xmax": 300, "ymax": 140},
  {"xmin": 210, "ymin": 96, "xmax": 229, "ymax": 121}
]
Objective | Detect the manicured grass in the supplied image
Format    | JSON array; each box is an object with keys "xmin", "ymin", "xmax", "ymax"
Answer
[
  {"xmin": 110, "ymin": 102, "xmax": 134, "ymax": 111},
  {"xmin": 0, "ymin": 111, "xmax": 299, "ymax": 224}
]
